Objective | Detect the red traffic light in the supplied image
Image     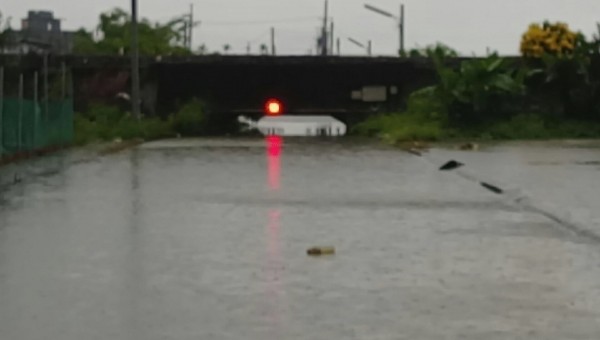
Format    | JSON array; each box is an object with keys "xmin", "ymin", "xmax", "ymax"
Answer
[{"xmin": 265, "ymin": 99, "xmax": 283, "ymax": 116}]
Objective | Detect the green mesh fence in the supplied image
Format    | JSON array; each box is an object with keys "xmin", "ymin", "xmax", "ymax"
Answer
[{"xmin": 0, "ymin": 97, "xmax": 74, "ymax": 159}]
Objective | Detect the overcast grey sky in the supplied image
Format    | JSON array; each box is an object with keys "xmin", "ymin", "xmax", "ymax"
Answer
[{"xmin": 2, "ymin": 0, "xmax": 599, "ymax": 56}]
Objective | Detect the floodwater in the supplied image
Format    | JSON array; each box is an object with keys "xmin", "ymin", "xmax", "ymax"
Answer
[{"xmin": 1, "ymin": 138, "xmax": 600, "ymax": 340}]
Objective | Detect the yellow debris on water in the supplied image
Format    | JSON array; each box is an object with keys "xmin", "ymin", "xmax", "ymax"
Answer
[{"xmin": 307, "ymin": 246, "xmax": 336, "ymax": 256}]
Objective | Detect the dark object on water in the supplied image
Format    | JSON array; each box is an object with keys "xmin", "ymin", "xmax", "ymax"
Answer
[
  {"xmin": 480, "ymin": 182, "xmax": 503, "ymax": 194},
  {"xmin": 439, "ymin": 160, "xmax": 464, "ymax": 171},
  {"xmin": 576, "ymin": 161, "xmax": 600, "ymax": 166},
  {"xmin": 307, "ymin": 247, "xmax": 335, "ymax": 256}
]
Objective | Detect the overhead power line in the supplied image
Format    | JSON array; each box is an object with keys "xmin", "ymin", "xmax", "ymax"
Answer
[{"xmin": 202, "ymin": 16, "xmax": 318, "ymax": 26}]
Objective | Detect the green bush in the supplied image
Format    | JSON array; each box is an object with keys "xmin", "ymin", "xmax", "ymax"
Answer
[
  {"xmin": 112, "ymin": 116, "xmax": 173, "ymax": 140},
  {"xmin": 551, "ymin": 120, "xmax": 600, "ymax": 138},
  {"xmin": 169, "ymin": 98, "xmax": 207, "ymax": 136},
  {"xmin": 405, "ymin": 86, "xmax": 445, "ymax": 119},
  {"xmin": 354, "ymin": 117, "xmax": 445, "ymax": 144},
  {"xmin": 355, "ymin": 109, "xmax": 600, "ymax": 143},
  {"xmin": 429, "ymin": 51, "xmax": 526, "ymax": 125},
  {"xmin": 486, "ymin": 114, "xmax": 549, "ymax": 139},
  {"xmin": 354, "ymin": 86, "xmax": 450, "ymax": 143},
  {"xmin": 74, "ymin": 114, "xmax": 101, "ymax": 145},
  {"xmin": 384, "ymin": 114, "xmax": 446, "ymax": 142},
  {"xmin": 74, "ymin": 103, "xmax": 174, "ymax": 145},
  {"xmin": 83, "ymin": 103, "xmax": 124, "ymax": 123},
  {"xmin": 74, "ymin": 99, "xmax": 212, "ymax": 146},
  {"xmin": 479, "ymin": 114, "xmax": 600, "ymax": 140}
]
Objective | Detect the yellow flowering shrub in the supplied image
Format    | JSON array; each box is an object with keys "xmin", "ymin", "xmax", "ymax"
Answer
[{"xmin": 521, "ymin": 22, "xmax": 578, "ymax": 57}]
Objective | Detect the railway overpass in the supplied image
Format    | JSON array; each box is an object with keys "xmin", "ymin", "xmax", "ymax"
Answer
[{"xmin": 1, "ymin": 54, "xmax": 516, "ymax": 131}]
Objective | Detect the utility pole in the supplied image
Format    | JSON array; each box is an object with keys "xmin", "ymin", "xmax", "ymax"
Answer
[
  {"xmin": 183, "ymin": 21, "xmax": 189, "ymax": 49},
  {"xmin": 271, "ymin": 27, "xmax": 276, "ymax": 56},
  {"xmin": 189, "ymin": 3, "xmax": 194, "ymax": 50},
  {"xmin": 329, "ymin": 21, "xmax": 334, "ymax": 55},
  {"xmin": 399, "ymin": 4, "xmax": 405, "ymax": 56},
  {"xmin": 368, "ymin": 40, "xmax": 372, "ymax": 56},
  {"xmin": 364, "ymin": 3, "xmax": 405, "ymax": 56},
  {"xmin": 336, "ymin": 38, "xmax": 340, "ymax": 55},
  {"xmin": 0, "ymin": 67, "xmax": 3, "ymax": 157},
  {"xmin": 184, "ymin": 4, "xmax": 200, "ymax": 51},
  {"xmin": 321, "ymin": 0, "xmax": 329, "ymax": 56},
  {"xmin": 131, "ymin": 0, "xmax": 141, "ymax": 119}
]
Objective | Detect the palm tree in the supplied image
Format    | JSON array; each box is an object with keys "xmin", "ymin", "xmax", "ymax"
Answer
[{"xmin": 223, "ymin": 44, "xmax": 231, "ymax": 54}]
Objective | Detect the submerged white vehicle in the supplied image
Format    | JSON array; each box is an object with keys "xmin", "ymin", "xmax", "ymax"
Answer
[{"xmin": 238, "ymin": 98, "xmax": 347, "ymax": 137}]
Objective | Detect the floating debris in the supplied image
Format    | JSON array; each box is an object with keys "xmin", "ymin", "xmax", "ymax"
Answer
[
  {"xmin": 439, "ymin": 160, "xmax": 464, "ymax": 171},
  {"xmin": 480, "ymin": 181, "xmax": 504, "ymax": 195},
  {"xmin": 411, "ymin": 141, "xmax": 430, "ymax": 150},
  {"xmin": 576, "ymin": 161, "xmax": 600, "ymax": 166},
  {"xmin": 459, "ymin": 143, "xmax": 479, "ymax": 151},
  {"xmin": 99, "ymin": 139, "xmax": 144, "ymax": 156},
  {"xmin": 405, "ymin": 148, "xmax": 422, "ymax": 156},
  {"xmin": 307, "ymin": 246, "xmax": 336, "ymax": 256}
]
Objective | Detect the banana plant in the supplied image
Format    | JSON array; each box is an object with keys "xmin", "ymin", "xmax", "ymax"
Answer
[
  {"xmin": 530, "ymin": 29, "xmax": 600, "ymax": 119},
  {"xmin": 409, "ymin": 43, "xmax": 458, "ymax": 58},
  {"xmin": 428, "ymin": 49, "xmax": 525, "ymax": 124}
]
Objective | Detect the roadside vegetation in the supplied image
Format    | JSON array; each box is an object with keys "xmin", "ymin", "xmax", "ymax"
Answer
[
  {"xmin": 355, "ymin": 22, "xmax": 600, "ymax": 143},
  {"xmin": 73, "ymin": 8, "xmax": 191, "ymax": 56},
  {"xmin": 74, "ymin": 99, "xmax": 207, "ymax": 145},
  {"xmin": 62, "ymin": 17, "xmax": 600, "ymax": 144}
]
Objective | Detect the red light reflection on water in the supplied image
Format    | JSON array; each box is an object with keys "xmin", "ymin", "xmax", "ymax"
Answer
[
  {"xmin": 264, "ymin": 135, "xmax": 286, "ymax": 332},
  {"xmin": 266, "ymin": 135, "xmax": 282, "ymax": 190}
]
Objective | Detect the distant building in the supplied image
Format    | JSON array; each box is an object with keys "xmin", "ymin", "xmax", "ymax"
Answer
[{"xmin": 1, "ymin": 10, "xmax": 74, "ymax": 54}]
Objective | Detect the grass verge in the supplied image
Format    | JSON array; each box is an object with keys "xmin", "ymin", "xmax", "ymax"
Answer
[
  {"xmin": 74, "ymin": 99, "xmax": 208, "ymax": 145},
  {"xmin": 354, "ymin": 112, "xmax": 600, "ymax": 144}
]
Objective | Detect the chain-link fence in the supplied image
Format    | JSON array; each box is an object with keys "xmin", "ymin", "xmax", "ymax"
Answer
[{"xmin": 0, "ymin": 55, "xmax": 73, "ymax": 161}]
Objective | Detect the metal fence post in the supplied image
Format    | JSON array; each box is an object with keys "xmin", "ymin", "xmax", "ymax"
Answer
[
  {"xmin": 0, "ymin": 67, "xmax": 4, "ymax": 158},
  {"xmin": 61, "ymin": 61, "xmax": 66, "ymax": 145},
  {"xmin": 44, "ymin": 53, "xmax": 49, "ymax": 122},
  {"xmin": 18, "ymin": 73, "xmax": 23, "ymax": 152},
  {"xmin": 34, "ymin": 71, "xmax": 39, "ymax": 149},
  {"xmin": 131, "ymin": 0, "xmax": 141, "ymax": 120},
  {"xmin": 61, "ymin": 61, "xmax": 66, "ymax": 100}
]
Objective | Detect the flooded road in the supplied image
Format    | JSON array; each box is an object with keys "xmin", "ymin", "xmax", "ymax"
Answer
[{"xmin": 1, "ymin": 138, "xmax": 600, "ymax": 340}]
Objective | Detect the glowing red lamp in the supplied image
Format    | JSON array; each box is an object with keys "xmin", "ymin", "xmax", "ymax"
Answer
[{"xmin": 265, "ymin": 98, "xmax": 283, "ymax": 116}]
